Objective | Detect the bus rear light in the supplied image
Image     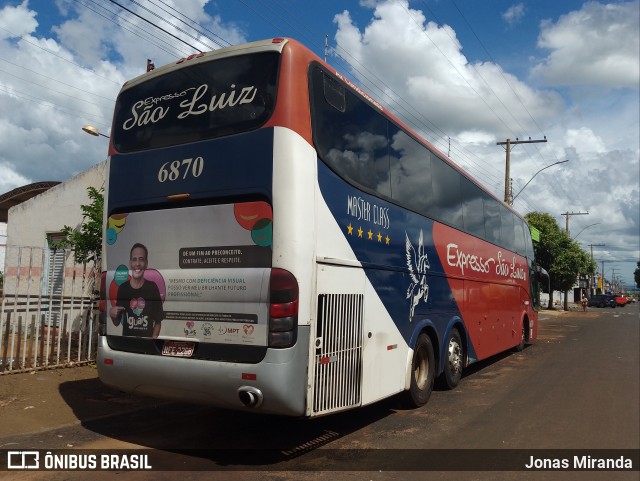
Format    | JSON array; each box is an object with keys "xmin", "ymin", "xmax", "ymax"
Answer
[
  {"xmin": 242, "ymin": 373, "xmax": 257, "ymax": 381},
  {"xmin": 269, "ymin": 300, "xmax": 298, "ymax": 319},
  {"xmin": 268, "ymin": 269, "xmax": 298, "ymax": 348},
  {"xmin": 103, "ymin": 358, "xmax": 114, "ymax": 365},
  {"xmin": 269, "ymin": 331, "xmax": 296, "ymax": 348},
  {"xmin": 269, "ymin": 315, "xmax": 296, "ymax": 332}
]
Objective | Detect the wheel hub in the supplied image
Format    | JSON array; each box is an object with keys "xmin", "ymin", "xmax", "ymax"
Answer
[{"xmin": 448, "ymin": 339, "xmax": 462, "ymax": 375}]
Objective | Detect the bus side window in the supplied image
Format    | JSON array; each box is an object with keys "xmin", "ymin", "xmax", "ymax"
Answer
[
  {"xmin": 513, "ymin": 219, "xmax": 526, "ymax": 256},
  {"xmin": 312, "ymin": 67, "xmax": 390, "ymax": 197},
  {"xmin": 389, "ymin": 128, "xmax": 432, "ymax": 216},
  {"xmin": 500, "ymin": 205, "xmax": 515, "ymax": 252},
  {"xmin": 461, "ymin": 177, "xmax": 486, "ymax": 239}
]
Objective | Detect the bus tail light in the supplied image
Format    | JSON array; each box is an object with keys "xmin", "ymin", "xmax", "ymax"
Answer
[{"xmin": 268, "ymin": 268, "xmax": 298, "ymax": 348}]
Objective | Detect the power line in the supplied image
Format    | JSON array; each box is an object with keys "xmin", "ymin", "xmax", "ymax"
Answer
[
  {"xmin": 106, "ymin": 0, "xmax": 204, "ymax": 53},
  {"xmin": 150, "ymin": 0, "xmax": 232, "ymax": 48},
  {"xmin": 0, "ymin": 25, "xmax": 121, "ymax": 86},
  {"xmin": 76, "ymin": 0, "xmax": 192, "ymax": 58},
  {"xmin": 0, "ymin": 57, "xmax": 115, "ymax": 102},
  {"xmin": 0, "ymin": 84, "xmax": 111, "ymax": 125},
  {"xmin": 0, "ymin": 66, "xmax": 114, "ymax": 110},
  {"xmin": 448, "ymin": 0, "xmax": 546, "ymax": 134}
]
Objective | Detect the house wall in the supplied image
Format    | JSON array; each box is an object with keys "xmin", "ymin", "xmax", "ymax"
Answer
[
  {"xmin": 7, "ymin": 162, "xmax": 106, "ymax": 248},
  {"xmin": 3, "ymin": 161, "xmax": 106, "ymax": 297}
]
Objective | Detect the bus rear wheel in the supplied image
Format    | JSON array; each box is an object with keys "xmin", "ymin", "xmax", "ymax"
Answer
[
  {"xmin": 442, "ymin": 328, "xmax": 463, "ymax": 389},
  {"xmin": 404, "ymin": 333, "xmax": 435, "ymax": 407}
]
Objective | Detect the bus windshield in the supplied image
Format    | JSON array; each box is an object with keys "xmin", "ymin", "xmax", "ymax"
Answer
[{"xmin": 112, "ymin": 52, "xmax": 280, "ymax": 153}]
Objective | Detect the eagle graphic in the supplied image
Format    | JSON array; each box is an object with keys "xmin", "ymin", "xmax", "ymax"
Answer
[{"xmin": 405, "ymin": 230, "xmax": 430, "ymax": 321}]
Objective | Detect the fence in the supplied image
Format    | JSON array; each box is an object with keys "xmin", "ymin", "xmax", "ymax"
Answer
[
  {"xmin": 0, "ymin": 295, "xmax": 99, "ymax": 373},
  {"xmin": 1, "ymin": 245, "xmax": 100, "ymax": 373}
]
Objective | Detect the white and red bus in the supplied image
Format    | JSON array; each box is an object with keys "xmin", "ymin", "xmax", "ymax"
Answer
[{"xmin": 98, "ymin": 38, "xmax": 540, "ymax": 417}]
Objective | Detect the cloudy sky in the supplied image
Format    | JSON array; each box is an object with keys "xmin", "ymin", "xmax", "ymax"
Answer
[{"xmin": 0, "ymin": 0, "xmax": 638, "ymax": 287}]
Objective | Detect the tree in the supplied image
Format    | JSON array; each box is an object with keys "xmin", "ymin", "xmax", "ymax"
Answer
[
  {"xmin": 635, "ymin": 261, "xmax": 640, "ymax": 289},
  {"xmin": 52, "ymin": 186, "xmax": 103, "ymax": 265},
  {"xmin": 525, "ymin": 212, "xmax": 564, "ymax": 308},
  {"xmin": 525, "ymin": 211, "xmax": 596, "ymax": 310}
]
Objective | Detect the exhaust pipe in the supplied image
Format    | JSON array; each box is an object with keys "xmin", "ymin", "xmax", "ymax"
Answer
[{"xmin": 238, "ymin": 386, "xmax": 264, "ymax": 408}]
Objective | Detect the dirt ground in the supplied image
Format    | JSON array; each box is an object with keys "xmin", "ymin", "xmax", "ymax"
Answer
[{"xmin": 0, "ymin": 363, "xmax": 152, "ymax": 438}]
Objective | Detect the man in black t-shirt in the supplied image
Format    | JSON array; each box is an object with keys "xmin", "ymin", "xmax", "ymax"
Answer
[{"xmin": 109, "ymin": 243, "xmax": 164, "ymax": 338}]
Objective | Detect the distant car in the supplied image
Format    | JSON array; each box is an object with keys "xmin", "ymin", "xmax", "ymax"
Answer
[
  {"xmin": 615, "ymin": 295, "xmax": 628, "ymax": 307},
  {"xmin": 587, "ymin": 294, "xmax": 617, "ymax": 308}
]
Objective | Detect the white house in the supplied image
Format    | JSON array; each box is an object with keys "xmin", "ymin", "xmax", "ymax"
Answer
[{"xmin": 3, "ymin": 161, "xmax": 106, "ymax": 299}]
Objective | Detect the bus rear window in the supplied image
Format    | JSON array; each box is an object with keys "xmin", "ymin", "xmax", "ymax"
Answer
[{"xmin": 112, "ymin": 52, "xmax": 280, "ymax": 152}]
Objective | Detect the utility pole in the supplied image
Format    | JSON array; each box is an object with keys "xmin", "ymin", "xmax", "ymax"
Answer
[
  {"xmin": 560, "ymin": 211, "xmax": 588, "ymax": 309},
  {"xmin": 496, "ymin": 137, "xmax": 547, "ymax": 205},
  {"xmin": 588, "ymin": 243, "xmax": 605, "ymax": 295},
  {"xmin": 612, "ymin": 269, "xmax": 619, "ymax": 293},
  {"xmin": 561, "ymin": 211, "xmax": 589, "ymax": 237}
]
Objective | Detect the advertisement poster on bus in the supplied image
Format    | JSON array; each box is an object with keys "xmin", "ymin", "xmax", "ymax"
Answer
[{"xmin": 104, "ymin": 202, "xmax": 272, "ymax": 346}]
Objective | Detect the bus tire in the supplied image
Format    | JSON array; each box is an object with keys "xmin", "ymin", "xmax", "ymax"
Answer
[
  {"xmin": 442, "ymin": 328, "xmax": 463, "ymax": 389},
  {"xmin": 404, "ymin": 333, "xmax": 435, "ymax": 407}
]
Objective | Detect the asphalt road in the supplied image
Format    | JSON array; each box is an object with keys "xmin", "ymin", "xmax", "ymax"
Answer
[{"xmin": 1, "ymin": 307, "xmax": 638, "ymax": 481}]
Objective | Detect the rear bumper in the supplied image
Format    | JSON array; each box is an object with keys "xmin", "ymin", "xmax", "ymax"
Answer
[{"xmin": 97, "ymin": 326, "xmax": 310, "ymax": 416}]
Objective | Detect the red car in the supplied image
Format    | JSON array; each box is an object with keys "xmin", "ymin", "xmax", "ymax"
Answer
[{"xmin": 615, "ymin": 295, "xmax": 628, "ymax": 307}]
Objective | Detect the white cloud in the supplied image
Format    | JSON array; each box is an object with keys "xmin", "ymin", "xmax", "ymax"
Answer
[
  {"xmin": 334, "ymin": 0, "xmax": 564, "ymax": 142},
  {"xmin": 0, "ymin": 1, "xmax": 37, "ymax": 39},
  {"xmin": 52, "ymin": 7, "xmax": 115, "ymax": 67},
  {"xmin": 566, "ymin": 127, "xmax": 607, "ymax": 154},
  {"xmin": 533, "ymin": 1, "xmax": 640, "ymax": 88},
  {"xmin": 502, "ymin": 3, "xmax": 526, "ymax": 27},
  {"xmin": 0, "ymin": 0, "xmax": 245, "ymax": 195}
]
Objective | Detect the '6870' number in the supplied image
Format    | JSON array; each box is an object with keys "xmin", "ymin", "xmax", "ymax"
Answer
[{"xmin": 158, "ymin": 157, "xmax": 204, "ymax": 182}]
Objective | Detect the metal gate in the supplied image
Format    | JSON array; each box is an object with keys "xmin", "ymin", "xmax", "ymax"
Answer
[
  {"xmin": 1, "ymin": 245, "xmax": 99, "ymax": 373},
  {"xmin": 312, "ymin": 293, "xmax": 363, "ymax": 415}
]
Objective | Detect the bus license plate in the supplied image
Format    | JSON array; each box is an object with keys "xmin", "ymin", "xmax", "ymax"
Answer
[{"xmin": 162, "ymin": 341, "xmax": 195, "ymax": 357}]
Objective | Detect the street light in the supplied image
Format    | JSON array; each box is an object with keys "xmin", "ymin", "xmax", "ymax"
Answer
[
  {"xmin": 82, "ymin": 125, "xmax": 110, "ymax": 138},
  {"xmin": 572, "ymin": 223, "xmax": 601, "ymax": 240},
  {"xmin": 511, "ymin": 159, "xmax": 569, "ymax": 203}
]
